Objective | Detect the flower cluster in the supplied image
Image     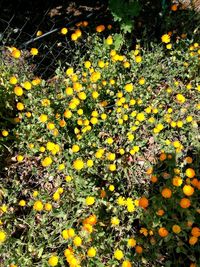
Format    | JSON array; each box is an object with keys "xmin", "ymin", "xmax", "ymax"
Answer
[{"xmin": 0, "ymin": 19, "xmax": 199, "ymax": 267}]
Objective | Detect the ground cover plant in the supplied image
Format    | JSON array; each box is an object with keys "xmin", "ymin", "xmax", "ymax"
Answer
[{"xmin": 0, "ymin": 1, "xmax": 200, "ymax": 267}]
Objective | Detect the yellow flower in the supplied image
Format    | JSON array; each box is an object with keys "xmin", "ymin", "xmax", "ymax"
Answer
[
  {"xmin": 84, "ymin": 61, "xmax": 91, "ymax": 68},
  {"xmin": 33, "ymin": 200, "xmax": 43, "ymax": 211},
  {"xmin": 127, "ymin": 203, "xmax": 135, "ymax": 212},
  {"xmin": 101, "ymin": 113, "xmax": 107, "ymax": 120},
  {"xmin": 85, "ymin": 196, "xmax": 95, "ymax": 205},
  {"xmin": 92, "ymin": 91, "xmax": 99, "ymax": 99},
  {"xmin": 41, "ymin": 157, "xmax": 52, "ymax": 167},
  {"xmin": 109, "ymin": 164, "xmax": 116, "ymax": 171},
  {"xmin": 62, "ymin": 230, "xmax": 69, "ymax": 239},
  {"xmin": 136, "ymin": 112, "xmax": 145, "ymax": 121},
  {"xmin": 19, "ymin": 200, "xmax": 26, "ymax": 206},
  {"xmin": 87, "ymin": 159, "xmax": 93, "ymax": 167},
  {"xmin": 22, "ymin": 81, "xmax": 32, "ymax": 90},
  {"xmin": 161, "ymin": 34, "xmax": 170, "ymax": 43},
  {"xmin": 98, "ymin": 60, "xmax": 105, "ymax": 68},
  {"xmin": 109, "ymin": 185, "xmax": 115, "ymax": 191},
  {"xmin": 48, "ymin": 256, "xmax": 59, "ymax": 266},
  {"xmin": 61, "ymin": 27, "xmax": 68, "ymax": 35},
  {"xmin": 32, "ymin": 77, "xmax": 41, "ymax": 86},
  {"xmin": 117, "ymin": 196, "xmax": 126, "ymax": 206},
  {"xmin": 78, "ymin": 91, "xmax": 86, "ymax": 100},
  {"xmin": 124, "ymin": 83, "xmax": 134, "ymax": 92},
  {"xmin": 1, "ymin": 204, "xmax": 7, "ymax": 213},
  {"xmin": 186, "ymin": 116, "xmax": 193, "ymax": 122},
  {"xmin": 2, "ymin": 130, "xmax": 9, "ymax": 137},
  {"xmin": 90, "ymin": 117, "xmax": 98, "ymax": 125},
  {"xmin": 53, "ymin": 192, "xmax": 60, "ymax": 201},
  {"xmin": 111, "ymin": 217, "xmax": 120, "ymax": 226},
  {"xmin": 176, "ymin": 94, "xmax": 186, "ymax": 104},
  {"xmin": 9, "ymin": 76, "xmax": 18, "ymax": 84},
  {"xmin": 36, "ymin": 30, "xmax": 43, "ymax": 36},
  {"xmin": 58, "ymin": 163, "xmax": 65, "ymax": 171},
  {"xmin": 177, "ymin": 121, "xmax": 183, "ymax": 128},
  {"xmin": 123, "ymin": 61, "xmax": 130, "ymax": 68},
  {"xmin": 68, "ymin": 228, "xmax": 75, "ymax": 238},
  {"xmin": 135, "ymin": 55, "xmax": 142, "ymax": 63},
  {"xmin": 16, "ymin": 102, "xmax": 24, "ymax": 111},
  {"xmin": 64, "ymin": 109, "xmax": 72, "ymax": 118},
  {"xmin": 11, "ymin": 48, "xmax": 21, "ymax": 58},
  {"xmin": 26, "ymin": 112, "xmax": 31, "ymax": 118},
  {"xmin": 166, "ymin": 43, "xmax": 172, "ymax": 49},
  {"xmin": 33, "ymin": 191, "xmax": 39, "ymax": 198},
  {"xmin": 65, "ymin": 87, "xmax": 73, "ymax": 96},
  {"xmin": 73, "ymin": 159, "xmax": 84, "ymax": 170},
  {"xmin": 87, "ymin": 247, "xmax": 96, "ymax": 257},
  {"xmin": 66, "ymin": 67, "xmax": 74, "ymax": 76},
  {"xmin": 39, "ymin": 114, "xmax": 48, "ymax": 123},
  {"xmin": 173, "ymin": 140, "xmax": 181, "ymax": 148},
  {"xmin": 65, "ymin": 175, "xmax": 72, "ymax": 182},
  {"xmin": 0, "ymin": 230, "xmax": 6, "ymax": 243},
  {"xmin": 122, "ymin": 260, "xmax": 132, "ymax": 267},
  {"xmin": 71, "ymin": 144, "xmax": 80, "ymax": 153},
  {"xmin": 106, "ymin": 36, "xmax": 113, "ymax": 45},
  {"xmin": 45, "ymin": 203, "xmax": 52, "ymax": 211},
  {"xmin": 30, "ymin": 48, "xmax": 38, "ymax": 56},
  {"xmin": 139, "ymin": 77, "xmax": 145, "ymax": 85},
  {"xmin": 114, "ymin": 249, "xmax": 124, "ymax": 260},
  {"xmin": 106, "ymin": 137, "xmax": 113, "ymax": 144},
  {"xmin": 107, "ymin": 152, "xmax": 116, "ymax": 161},
  {"xmin": 127, "ymin": 238, "xmax": 136, "ymax": 247},
  {"xmin": 16, "ymin": 155, "xmax": 24, "ymax": 162},
  {"xmin": 41, "ymin": 98, "xmax": 50, "ymax": 106},
  {"xmin": 73, "ymin": 236, "xmax": 82, "ymax": 246},
  {"xmin": 90, "ymin": 71, "xmax": 101, "ymax": 83},
  {"xmin": 156, "ymin": 123, "xmax": 164, "ymax": 131},
  {"xmin": 172, "ymin": 225, "xmax": 181, "ymax": 234}
]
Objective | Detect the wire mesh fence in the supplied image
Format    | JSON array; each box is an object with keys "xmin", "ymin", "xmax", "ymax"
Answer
[{"xmin": 0, "ymin": 0, "xmax": 108, "ymax": 78}]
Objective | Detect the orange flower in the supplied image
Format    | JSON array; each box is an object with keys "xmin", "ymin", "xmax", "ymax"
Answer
[
  {"xmin": 191, "ymin": 178, "xmax": 198, "ymax": 187},
  {"xmin": 189, "ymin": 236, "xmax": 198, "ymax": 245},
  {"xmin": 171, "ymin": 4, "xmax": 178, "ymax": 11},
  {"xmin": 96, "ymin": 25, "xmax": 105, "ymax": 33},
  {"xmin": 191, "ymin": 227, "xmax": 200, "ymax": 237},
  {"xmin": 138, "ymin": 197, "xmax": 149, "ymax": 208},
  {"xmin": 83, "ymin": 214, "xmax": 97, "ymax": 226},
  {"xmin": 100, "ymin": 190, "xmax": 106, "ymax": 198},
  {"xmin": 180, "ymin": 198, "xmax": 191, "ymax": 209},
  {"xmin": 146, "ymin": 167, "xmax": 153, "ymax": 175},
  {"xmin": 161, "ymin": 188, "xmax": 172, "ymax": 198},
  {"xmin": 158, "ymin": 227, "xmax": 169, "ymax": 237},
  {"xmin": 150, "ymin": 175, "xmax": 158, "ymax": 183},
  {"xmin": 135, "ymin": 245, "xmax": 143, "ymax": 254},
  {"xmin": 157, "ymin": 209, "xmax": 165, "ymax": 216},
  {"xmin": 172, "ymin": 176, "xmax": 182, "ymax": 187},
  {"xmin": 185, "ymin": 157, "xmax": 193, "ymax": 164},
  {"xmin": 159, "ymin": 153, "xmax": 167, "ymax": 161}
]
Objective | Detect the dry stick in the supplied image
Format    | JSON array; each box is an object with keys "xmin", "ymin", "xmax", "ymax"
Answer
[{"xmin": 19, "ymin": 10, "xmax": 101, "ymax": 49}]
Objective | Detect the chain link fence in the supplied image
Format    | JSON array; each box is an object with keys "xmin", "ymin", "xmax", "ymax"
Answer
[{"xmin": 0, "ymin": 0, "xmax": 108, "ymax": 78}]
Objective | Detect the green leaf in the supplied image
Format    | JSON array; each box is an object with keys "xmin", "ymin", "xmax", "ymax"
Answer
[
  {"xmin": 113, "ymin": 34, "xmax": 124, "ymax": 50},
  {"xmin": 121, "ymin": 21, "xmax": 134, "ymax": 33}
]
